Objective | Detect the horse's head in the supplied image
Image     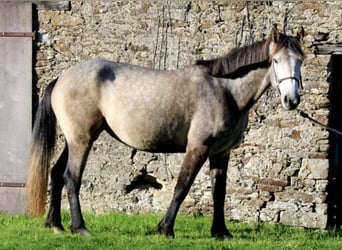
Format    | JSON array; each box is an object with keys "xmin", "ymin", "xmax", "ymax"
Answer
[{"xmin": 269, "ymin": 26, "xmax": 304, "ymax": 110}]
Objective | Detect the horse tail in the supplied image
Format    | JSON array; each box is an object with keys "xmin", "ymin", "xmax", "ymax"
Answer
[{"xmin": 26, "ymin": 78, "xmax": 58, "ymax": 217}]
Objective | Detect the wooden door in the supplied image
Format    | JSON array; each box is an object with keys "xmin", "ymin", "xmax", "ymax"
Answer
[{"xmin": 0, "ymin": 3, "xmax": 33, "ymax": 214}]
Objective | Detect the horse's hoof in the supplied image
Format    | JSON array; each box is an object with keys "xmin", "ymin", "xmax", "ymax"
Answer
[
  {"xmin": 211, "ymin": 226, "xmax": 233, "ymax": 240},
  {"xmin": 44, "ymin": 221, "xmax": 65, "ymax": 233},
  {"xmin": 53, "ymin": 226, "xmax": 65, "ymax": 234},
  {"xmin": 212, "ymin": 230, "xmax": 233, "ymax": 240},
  {"xmin": 71, "ymin": 227, "xmax": 91, "ymax": 236},
  {"xmin": 157, "ymin": 222, "xmax": 175, "ymax": 238},
  {"xmin": 78, "ymin": 228, "xmax": 91, "ymax": 236}
]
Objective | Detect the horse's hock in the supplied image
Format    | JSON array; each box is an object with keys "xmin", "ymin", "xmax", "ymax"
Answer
[{"xmin": 32, "ymin": 1, "xmax": 342, "ymax": 229}]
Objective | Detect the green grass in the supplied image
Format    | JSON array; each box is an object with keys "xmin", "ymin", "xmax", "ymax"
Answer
[{"xmin": 0, "ymin": 212, "xmax": 342, "ymax": 250}]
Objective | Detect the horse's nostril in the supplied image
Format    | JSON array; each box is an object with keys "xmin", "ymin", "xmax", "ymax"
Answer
[
  {"xmin": 282, "ymin": 95, "xmax": 300, "ymax": 110},
  {"xmin": 286, "ymin": 97, "xmax": 300, "ymax": 110}
]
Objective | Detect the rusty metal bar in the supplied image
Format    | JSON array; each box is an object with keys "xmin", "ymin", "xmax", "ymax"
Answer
[
  {"xmin": 0, "ymin": 31, "xmax": 35, "ymax": 40},
  {"xmin": 0, "ymin": 182, "xmax": 26, "ymax": 188}
]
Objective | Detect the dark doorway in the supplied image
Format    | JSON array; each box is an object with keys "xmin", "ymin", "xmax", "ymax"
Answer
[{"xmin": 328, "ymin": 54, "xmax": 342, "ymax": 227}]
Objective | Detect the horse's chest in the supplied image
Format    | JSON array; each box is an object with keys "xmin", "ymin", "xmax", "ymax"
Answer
[{"xmin": 211, "ymin": 115, "xmax": 248, "ymax": 154}]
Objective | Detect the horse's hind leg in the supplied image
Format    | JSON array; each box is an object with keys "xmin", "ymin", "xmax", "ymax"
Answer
[
  {"xmin": 64, "ymin": 139, "xmax": 95, "ymax": 235},
  {"xmin": 45, "ymin": 146, "xmax": 68, "ymax": 233},
  {"xmin": 209, "ymin": 152, "xmax": 232, "ymax": 240},
  {"xmin": 157, "ymin": 145, "xmax": 209, "ymax": 237},
  {"xmin": 55, "ymin": 111, "xmax": 103, "ymax": 235}
]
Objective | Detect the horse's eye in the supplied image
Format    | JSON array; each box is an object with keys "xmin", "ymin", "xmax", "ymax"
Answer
[{"xmin": 273, "ymin": 58, "xmax": 279, "ymax": 64}]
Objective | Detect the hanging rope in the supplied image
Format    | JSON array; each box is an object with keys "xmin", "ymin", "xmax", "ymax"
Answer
[{"xmin": 299, "ymin": 110, "xmax": 342, "ymax": 136}]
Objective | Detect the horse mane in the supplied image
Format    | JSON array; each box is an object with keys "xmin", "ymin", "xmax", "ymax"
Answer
[
  {"xmin": 196, "ymin": 34, "xmax": 303, "ymax": 79},
  {"xmin": 196, "ymin": 39, "xmax": 271, "ymax": 78}
]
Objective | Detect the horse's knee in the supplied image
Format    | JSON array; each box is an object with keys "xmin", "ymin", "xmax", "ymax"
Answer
[
  {"xmin": 210, "ymin": 168, "xmax": 225, "ymax": 179},
  {"xmin": 63, "ymin": 170, "xmax": 76, "ymax": 191}
]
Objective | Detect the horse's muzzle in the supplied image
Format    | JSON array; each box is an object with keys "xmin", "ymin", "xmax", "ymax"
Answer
[{"xmin": 282, "ymin": 93, "xmax": 300, "ymax": 110}]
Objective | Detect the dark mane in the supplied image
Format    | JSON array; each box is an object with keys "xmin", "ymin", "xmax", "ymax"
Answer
[
  {"xmin": 196, "ymin": 39, "xmax": 270, "ymax": 78},
  {"xmin": 196, "ymin": 34, "xmax": 303, "ymax": 79}
]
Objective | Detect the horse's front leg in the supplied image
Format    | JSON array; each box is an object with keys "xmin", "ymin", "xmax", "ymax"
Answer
[
  {"xmin": 157, "ymin": 145, "xmax": 209, "ymax": 238},
  {"xmin": 209, "ymin": 152, "xmax": 232, "ymax": 240}
]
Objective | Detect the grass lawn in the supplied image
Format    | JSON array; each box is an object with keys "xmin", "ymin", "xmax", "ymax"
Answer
[{"xmin": 0, "ymin": 212, "xmax": 341, "ymax": 250}]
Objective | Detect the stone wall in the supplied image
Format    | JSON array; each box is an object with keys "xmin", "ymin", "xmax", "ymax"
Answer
[{"xmin": 33, "ymin": 1, "xmax": 342, "ymax": 229}]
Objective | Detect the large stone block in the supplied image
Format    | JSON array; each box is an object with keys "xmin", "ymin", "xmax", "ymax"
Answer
[
  {"xmin": 298, "ymin": 158, "xmax": 329, "ymax": 180},
  {"xmin": 275, "ymin": 190, "xmax": 314, "ymax": 203},
  {"xmin": 50, "ymin": 13, "xmax": 84, "ymax": 27},
  {"xmin": 280, "ymin": 210, "xmax": 327, "ymax": 229}
]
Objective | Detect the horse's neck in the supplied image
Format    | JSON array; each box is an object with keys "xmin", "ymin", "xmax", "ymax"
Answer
[{"xmin": 221, "ymin": 67, "xmax": 271, "ymax": 112}]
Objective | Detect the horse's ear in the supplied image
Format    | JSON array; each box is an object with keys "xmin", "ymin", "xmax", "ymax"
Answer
[
  {"xmin": 297, "ymin": 26, "xmax": 305, "ymax": 42},
  {"xmin": 271, "ymin": 24, "xmax": 280, "ymax": 42}
]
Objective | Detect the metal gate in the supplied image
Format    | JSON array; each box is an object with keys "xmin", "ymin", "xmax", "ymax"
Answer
[{"xmin": 0, "ymin": 3, "xmax": 33, "ymax": 214}]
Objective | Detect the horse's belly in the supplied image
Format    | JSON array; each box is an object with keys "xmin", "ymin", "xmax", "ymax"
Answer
[
  {"xmin": 116, "ymin": 130, "xmax": 188, "ymax": 153},
  {"xmin": 106, "ymin": 114, "xmax": 189, "ymax": 153}
]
